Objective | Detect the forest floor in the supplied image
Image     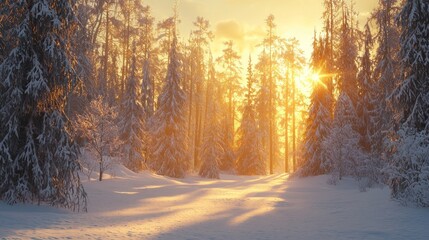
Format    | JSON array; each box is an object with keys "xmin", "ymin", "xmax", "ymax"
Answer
[{"xmin": 1, "ymin": 165, "xmax": 429, "ymax": 240}]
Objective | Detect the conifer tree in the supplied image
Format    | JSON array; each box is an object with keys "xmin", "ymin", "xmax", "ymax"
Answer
[
  {"xmin": 337, "ymin": 7, "xmax": 358, "ymax": 105},
  {"xmin": 140, "ymin": 6, "xmax": 156, "ymax": 121},
  {"xmin": 300, "ymin": 35, "xmax": 332, "ymax": 177},
  {"xmin": 372, "ymin": 0, "xmax": 400, "ymax": 156},
  {"xmin": 142, "ymin": 56, "xmax": 154, "ymax": 118},
  {"xmin": 189, "ymin": 17, "xmax": 213, "ymax": 170},
  {"xmin": 324, "ymin": 93, "xmax": 364, "ymax": 183},
  {"xmin": 150, "ymin": 33, "xmax": 189, "ymax": 178},
  {"xmin": 199, "ymin": 63, "xmax": 222, "ymax": 179},
  {"xmin": 263, "ymin": 15, "xmax": 282, "ymax": 174},
  {"xmin": 0, "ymin": 0, "xmax": 86, "ymax": 210},
  {"xmin": 323, "ymin": 5, "xmax": 363, "ymax": 183},
  {"xmin": 388, "ymin": 0, "xmax": 429, "ymax": 206},
  {"xmin": 119, "ymin": 44, "xmax": 146, "ymax": 172},
  {"xmin": 357, "ymin": 24, "xmax": 376, "ymax": 153},
  {"xmin": 393, "ymin": 0, "xmax": 429, "ymax": 130},
  {"xmin": 355, "ymin": 24, "xmax": 383, "ymax": 187},
  {"xmin": 217, "ymin": 41, "xmax": 241, "ymax": 171},
  {"xmin": 236, "ymin": 57, "xmax": 266, "ymax": 175},
  {"xmin": 255, "ymin": 51, "xmax": 270, "ymax": 169}
]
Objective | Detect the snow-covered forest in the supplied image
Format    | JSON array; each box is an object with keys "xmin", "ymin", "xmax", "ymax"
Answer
[{"xmin": 1, "ymin": 0, "xmax": 429, "ymax": 239}]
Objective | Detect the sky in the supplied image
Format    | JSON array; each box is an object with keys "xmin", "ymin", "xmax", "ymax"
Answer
[{"xmin": 144, "ymin": 0, "xmax": 378, "ymax": 61}]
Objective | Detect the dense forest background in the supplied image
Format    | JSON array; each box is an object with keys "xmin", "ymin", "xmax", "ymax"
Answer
[{"xmin": 1, "ymin": 0, "xmax": 429, "ymax": 210}]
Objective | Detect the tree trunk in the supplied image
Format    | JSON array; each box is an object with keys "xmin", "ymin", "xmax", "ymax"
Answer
[
  {"xmin": 103, "ymin": 3, "xmax": 110, "ymax": 93},
  {"xmin": 292, "ymin": 68, "xmax": 296, "ymax": 172},
  {"xmin": 269, "ymin": 26, "xmax": 274, "ymax": 175},
  {"xmin": 99, "ymin": 155, "xmax": 103, "ymax": 181},
  {"xmin": 284, "ymin": 72, "xmax": 289, "ymax": 173}
]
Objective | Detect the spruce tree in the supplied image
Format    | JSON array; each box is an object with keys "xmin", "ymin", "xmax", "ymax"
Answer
[
  {"xmin": 356, "ymin": 24, "xmax": 383, "ymax": 187},
  {"xmin": 388, "ymin": 0, "xmax": 429, "ymax": 206},
  {"xmin": 300, "ymin": 36, "xmax": 332, "ymax": 177},
  {"xmin": 357, "ymin": 24, "xmax": 376, "ymax": 153},
  {"xmin": 150, "ymin": 34, "xmax": 189, "ymax": 178},
  {"xmin": 119, "ymin": 44, "xmax": 146, "ymax": 172},
  {"xmin": 236, "ymin": 57, "xmax": 266, "ymax": 175},
  {"xmin": 217, "ymin": 41, "xmax": 241, "ymax": 172},
  {"xmin": 142, "ymin": 56, "xmax": 154, "ymax": 119},
  {"xmin": 337, "ymin": 7, "xmax": 358, "ymax": 105},
  {"xmin": 324, "ymin": 93, "xmax": 364, "ymax": 183},
  {"xmin": 255, "ymin": 51, "xmax": 270, "ymax": 172},
  {"xmin": 140, "ymin": 6, "xmax": 156, "ymax": 121},
  {"xmin": 0, "ymin": 0, "xmax": 86, "ymax": 210},
  {"xmin": 199, "ymin": 64, "xmax": 222, "ymax": 179},
  {"xmin": 372, "ymin": 0, "xmax": 400, "ymax": 156}
]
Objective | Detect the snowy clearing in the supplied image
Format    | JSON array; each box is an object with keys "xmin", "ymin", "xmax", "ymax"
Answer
[{"xmin": 1, "ymin": 167, "xmax": 429, "ymax": 240}]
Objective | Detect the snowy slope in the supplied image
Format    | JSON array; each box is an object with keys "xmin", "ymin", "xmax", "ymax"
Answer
[{"xmin": 1, "ymin": 170, "xmax": 429, "ymax": 240}]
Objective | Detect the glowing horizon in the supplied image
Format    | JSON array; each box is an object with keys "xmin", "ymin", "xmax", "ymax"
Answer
[{"xmin": 144, "ymin": 0, "xmax": 378, "ymax": 60}]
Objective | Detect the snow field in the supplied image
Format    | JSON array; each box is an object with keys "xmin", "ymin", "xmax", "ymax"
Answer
[{"xmin": 1, "ymin": 168, "xmax": 429, "ymax": 239}]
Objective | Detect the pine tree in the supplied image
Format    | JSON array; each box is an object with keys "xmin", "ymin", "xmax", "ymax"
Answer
[
  {"xmin": 150, "ymin": 33, "xmax": 189, "ymax": 178},
  {"xmin": 119, "ymin": 44, "xmax": 146, "ymax": 172},
  {"xmin": 337, "ymin": 6, "xmax": 358, "ymax": 105},
  {"xmin": 323, "ymin": 5, "xmax": 364, "ymax": 183},
  {"xmin": 140, "ymin": 6, "xmax": 156, "ymax": 121},
  {"xmin": 236, "ymin": 57, "xmax": 266, "ymax": 175},
  {"xmin": 0, "ymin": 0, "xmax": 86, "ymax": 210},
  {"xmin": 264, "ymin": 15, "xmax": 282, "ymax": 174},
  {"xmin": 283, "ymin": 38, "xmax": 305, "ymax": 172},
  {"xmin": 387, "ymin": 128, "xmax": 429, "ymax": 206},
  {"xmin": 324, "ymin": 93, "xmax": 365, "ymax": 184},
  {"xmin": 199, "ymin": 63, "xmax": 222, "ymax": 179},
  {"xmin": 142, "ymin": 56, "xmax": 154, "ymax": 119},
  {"xmin": 388, "ymin": 0, "xmax": 429, "ymax": 206},
  {"xmin": 255, "ymin": 51, "xmax": 270, "ymax": 167},
  {"xmin": 300, "ymin": 36, "xmax": 332, "ymax": 177},
  {"xmin": 357, "ymin": 24, "xmax": 376, "ymax": 153},
  {"xmin": 0, "ymin": 2, "xmax": 18, "ymax": 63},
  {"xmin": 217, "ymin": 40, "xmax": 241, "ymax": 171},
  {"xmin": 218, "ymin": 116, "xmax": 235, "ymax": 172},
  {"xmin": 393, "ymin": 0, "xmax": 429, "ymax": 130},
  {"xmin": 189, "ymin": 17, "xmax": 213, "ymax": 170},
  {"xmin": 355, "ymin": 24, "xmax": 383, "ymax": 188},
  {"xmin": 372, "ymin": 0, "xmax": 401, "ymax": 156}
]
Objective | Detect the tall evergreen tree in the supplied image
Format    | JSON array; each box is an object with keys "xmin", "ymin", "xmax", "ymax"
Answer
[
  {"xmin": 142, "ymin": 55, "xmax": 154, "ymax": 118},
  {"xmin": 217, "ymin": 40, "xmax": 241, "ymax": 171},
  {"xmin": 150, "ymin": 33, "xmax": 189, "ymax": 178},
  {"xmin": 283, "ymin": 38, "xmax": 305, "ymax": 172},
  {"xmin": 188, "ymin": 17, "xmax": 213, "ymax": 170},
  {"xmin": 393, "ymin": 0, "xmax": 429, "ymax": 130},
  {"xmin": 119, "ymin": 44, "xmax": 146, "ymax": 172},
  {"xmin": 372, "ymin": 0, "xmax": 401, "ymax": 156},
  {"xmin": 357, "ymin": 24, "xmax": 376, "ymax": 153},
  {"xmin": 300, "ymin": 35, "xmax": 332, "ymax": 177},
  {"xmin": 356, "ymin": 24, "xmax": 383, "ymax": 187},
  {"xmin": 388, "ymin": 0, "xmax": 429, "ymax": 206},
  {"xmin": 324, "ymin": 93, "xmax": 364, "ymax": 183},
  {"xmin": 255, "ymin": 51, "xmax": 270, "ymax": 171},
  {"xmin": 264, "ymin": 15, "xmax": 282, "ymax": 174},
  {"xmin": 0, "ymin": 0, "xmax": 86, "ymax": 210},
  {"xmin": 337, "ymin": 6, "xmax": 359, "ymax": 105},
  {"xmin": 236, "ymin": 57, "xmax": 266, "ymax": 175},
  {"xmin": 140, "ymin": 6, "xmax": 156, "ymax": 121},
  {"xmin": 199, "ymin": 62, "xmax": 222, "ymax": 179}
]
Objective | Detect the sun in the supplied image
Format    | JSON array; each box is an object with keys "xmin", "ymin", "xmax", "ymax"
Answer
[
  {"xmin": 307, "ymin": 70, "xmax": 330, "ymax": 90},
  {"xmin": 310, "ymin": 73, "xmax": 321, "ymax": 84}
]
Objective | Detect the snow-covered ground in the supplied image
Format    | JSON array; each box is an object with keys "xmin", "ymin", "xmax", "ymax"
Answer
[{"xmin": 1, "ymin": 166, "xmax": 429, "ymax": 240}]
